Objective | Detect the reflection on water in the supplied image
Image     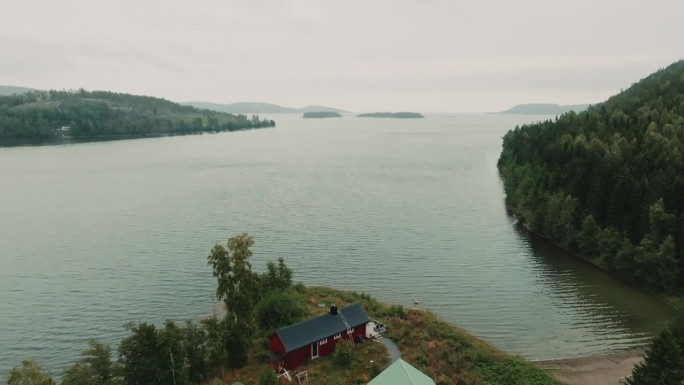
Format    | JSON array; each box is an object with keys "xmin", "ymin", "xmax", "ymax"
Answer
[
  {"xmin": 518, "ymin": 225, "xmax": 675, "ymax": 353},
  {"xmin": 0, "ymin": 132, "xmax": 195, "ymax": 148}
]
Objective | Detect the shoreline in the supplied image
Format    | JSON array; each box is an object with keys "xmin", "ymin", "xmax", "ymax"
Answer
[
  {"xmin": 513, "ymin": 219, "xmax": 681, "ymax": 310},
  {"xmin": 212, "ymin": 288, "xmax": 650, "ymax": 363},
  {"xmin": 212, "ymin": 287, "xmax": 642, "ymax": 384},
  {"xmin": 533, "ymin": 349, "xmax": 643, "ymax": 385}
]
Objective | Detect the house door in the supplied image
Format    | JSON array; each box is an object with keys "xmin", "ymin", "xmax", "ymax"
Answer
[{"xmin": 311, "ymin": 342, "xmax": 318, "ymax": 359}]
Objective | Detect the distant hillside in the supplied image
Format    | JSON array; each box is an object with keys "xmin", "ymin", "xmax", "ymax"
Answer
[
  {"xmin": 184, "ymin": 101, "xmax": 347, "ymax": 114},
  {"xmin": 186, "ymin": 101, "xmax": 298, "ymax": 114},
  {"xmin": 0, "ymin": 90, "xmax": 274, "ymax": 143},
  {"xmin": 499, "ymin": 103, "xmax": 590, "ymax": 115},
  {"xmin": 0, "ymin": 85, "xmax": 37, "ymax": 96},
  {"xmin": 302, "ymin": 111, "xmax": 342, "ymax": 118},
  {"xmin": 298, "ymin": 105, "xmax": 347, "ymax": 113},
  {"xmin": 357, "ymin": 112, "xmax": 424, "ymax": 119}
]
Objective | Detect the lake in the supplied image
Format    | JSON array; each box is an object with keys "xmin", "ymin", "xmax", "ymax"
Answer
[{"xmin": 0, "ymin": 113, "xmax": 675, "ymax": 376}]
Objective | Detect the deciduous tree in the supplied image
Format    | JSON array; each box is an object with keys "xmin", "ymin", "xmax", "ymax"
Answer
[
  {"xmin": 62, "ymin": 340, "xmax": 119, "ymax": 385},
  {"xmin": 207, "ymin": 233, "xmax": 261, "ymax": 324},
  {"xmin": 118, "ymin": 322, "xmax": 166, "ymax": 385},
  {"xmin": 262, "ymin": 257, "xmax": 293, "ymax": 293},
  {"xmin": 207, "ymin": 233, "xmax": 262, "ymax": 368},
  {"xmin": 256, "ymin": 288, "xmax": 306, "ymax": 331},
  {"xmin": 6, "ymin": 360, "xmax": 55, "ymax": 385}
]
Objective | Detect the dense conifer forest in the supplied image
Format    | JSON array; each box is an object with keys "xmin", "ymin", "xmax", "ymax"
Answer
[
  {"xmin": 0, "ymin": 89, "xmax": 274, "ymax": 142},
  {"xmin": 498, "ymin": 60, "xmax": 684, "ymax": 294}
]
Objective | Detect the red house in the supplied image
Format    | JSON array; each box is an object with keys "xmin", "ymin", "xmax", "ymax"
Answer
[{"xmin": 268, "ymin": 303, "xmax": 370, "ymax": 370}]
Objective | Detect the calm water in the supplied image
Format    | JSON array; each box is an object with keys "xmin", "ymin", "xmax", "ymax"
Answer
[{"xmin": 0, "ymin": 114, "xmax": 676, "ymax": 376}]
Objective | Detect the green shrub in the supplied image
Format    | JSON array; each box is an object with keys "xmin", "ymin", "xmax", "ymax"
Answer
[
  {"xmin": 477, "ymin": 358, "xmax": 559, "ymax": 385},
  {"xmin": 256, "ymin": 288, "xmax": 306, "ymax": 332},
  {"xmin": 258, "ymin": 368, "xmax": 278, "ymax": 385},
  {"xmin": 370, "ymin": 360, "xmax": 381, "ymax": 379},
  {"xmin": 384, "ymin": 304, "xmax": 406, "ymax": 318},
  {"xmin": 333, "ymin": 341, "xmax": 354, "ymax": 367}
]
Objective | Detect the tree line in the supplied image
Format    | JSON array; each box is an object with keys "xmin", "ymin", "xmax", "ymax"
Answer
[
  {"xmin": 6, "ymin": 234, "xmax": 306, "ymax": 385},
  {"xmin": 497, "ymin": 60, "xmax": 684, "ymax": 294},
  {"xmin": 0, "ymin": 89, "xmax": 275, "ymax": 142}
]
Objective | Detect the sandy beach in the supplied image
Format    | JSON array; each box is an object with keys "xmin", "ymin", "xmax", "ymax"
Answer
[{"xmin": 533, "ymin": 350, "xmax": 644, "ymax": 385}]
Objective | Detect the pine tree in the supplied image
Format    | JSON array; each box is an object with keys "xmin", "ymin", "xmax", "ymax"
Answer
[{"xmin": 628, "ymin": 327, "xmax": 684, "ymax": 385}]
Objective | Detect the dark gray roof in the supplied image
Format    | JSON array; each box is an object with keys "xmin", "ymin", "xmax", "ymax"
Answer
[{"xmin": 275, "ymin": 303, "xmax": 369, "ymax": 352}]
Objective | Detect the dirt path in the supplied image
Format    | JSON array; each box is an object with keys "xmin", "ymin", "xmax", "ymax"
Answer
[
  {"xmin": 376, "ymin": 337, "xmax": 401, "ymax": 363},
  {"xmin": 533, "ymin": 350, "xmax": 643, "ymax": 385}
]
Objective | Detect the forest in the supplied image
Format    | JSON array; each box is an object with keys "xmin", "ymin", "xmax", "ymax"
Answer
[
  {"xmin": 498, "ymin": 60, "xmax": 684, "ymax": 294},
  {"xmin": 0, "ymin": 89, "xmax": 275, "ymax": 142}
]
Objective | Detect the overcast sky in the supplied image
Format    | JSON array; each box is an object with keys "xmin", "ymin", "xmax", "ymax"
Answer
[{"xmin": 2, "ymin": 0, "xmax": 682, "ymax": 112}]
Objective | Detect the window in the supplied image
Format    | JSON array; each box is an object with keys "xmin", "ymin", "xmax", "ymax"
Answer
[
  {"xmin": 333, "ymin": 333, "xmax": 341, "ymax": 340},
  {"xmin": 319, "ymin": 338, "xmax": 328, "ymax": 345}
]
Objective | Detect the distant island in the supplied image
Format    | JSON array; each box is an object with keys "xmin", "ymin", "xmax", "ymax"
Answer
[
  {"xmin": 0, "ymin": 89, "xmax": 274, "ymax": 144},
  {"xmin": 183, "ymin": 101, "xmax": 348, "ymax": 114},
  {"xmin": 0, "ymin": 85, "xmax": 37, "ymax": 96},
  {"xmin": 357, "ymin": 112, "xmax": 424, "ymax": 119},
  {"xmin": 498, "ymin": 103, "xmax": 590, "ymax": 115},
  {"xmin": 302, "ymin": 111, "xmax": 342, "ymax": 118}
]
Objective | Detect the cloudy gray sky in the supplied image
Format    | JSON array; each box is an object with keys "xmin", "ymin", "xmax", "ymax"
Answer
[{"xmin": 2, "ymin": 0, "xmax": 682, "ymax": 112}]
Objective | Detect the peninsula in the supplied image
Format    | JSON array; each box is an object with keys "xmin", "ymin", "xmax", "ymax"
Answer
[
  {"xmin": 0, "ymin": 89, "xmax": 274, "ymax": 144},
  {"xmin": 8, "ymin": 234, "xmax": 561, "ymax": 385},
  {"xmin": 357, "ymin": 112, "xmax": 424, "ymax": 118}
]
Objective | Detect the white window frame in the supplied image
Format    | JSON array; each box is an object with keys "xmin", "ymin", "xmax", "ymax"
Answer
[
  {"xmin": 333, "ymin": 333, "xmax": 341, "ymax": 340},
  {"xmin": 319, "ymin": 338, "xmax": 328, "ymax": 345}
]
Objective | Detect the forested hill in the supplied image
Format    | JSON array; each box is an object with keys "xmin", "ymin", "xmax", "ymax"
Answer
[
  {"xmin": 497, "ymin": 60, "xmax": 684, "ymax": 294},
  {"xmin": 0, "ymin": 89, "xmax": 275, "ymax": 142}
]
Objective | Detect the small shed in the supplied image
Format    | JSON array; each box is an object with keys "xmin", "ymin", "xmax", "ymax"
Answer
[
  {"xmin": 269, "ymin": 303, "xmax": 370, "ymax": 370},
  {"xmin": 368, "ymin": 359, "xmax": 435, "ymax": 385}
]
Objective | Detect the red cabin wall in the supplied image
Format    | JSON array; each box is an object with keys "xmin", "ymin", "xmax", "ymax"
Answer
[
  {"xmin": 269, "ymin": 334, "xmax": 286, "ymax": 354},
  {"xmin": 287, "ymin": 345, "xmax": 311, "ymax": 370},
  {"xmin": 275, "ymin": 321, "xmax": 370, "ymax": 370},
  {"xmin": 318, "ymin": 337, "xmax": 334, "ymax": 357},
  {"xmin": 354, "ymin": 324, "xmax": 366, "ymax": 340}
]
